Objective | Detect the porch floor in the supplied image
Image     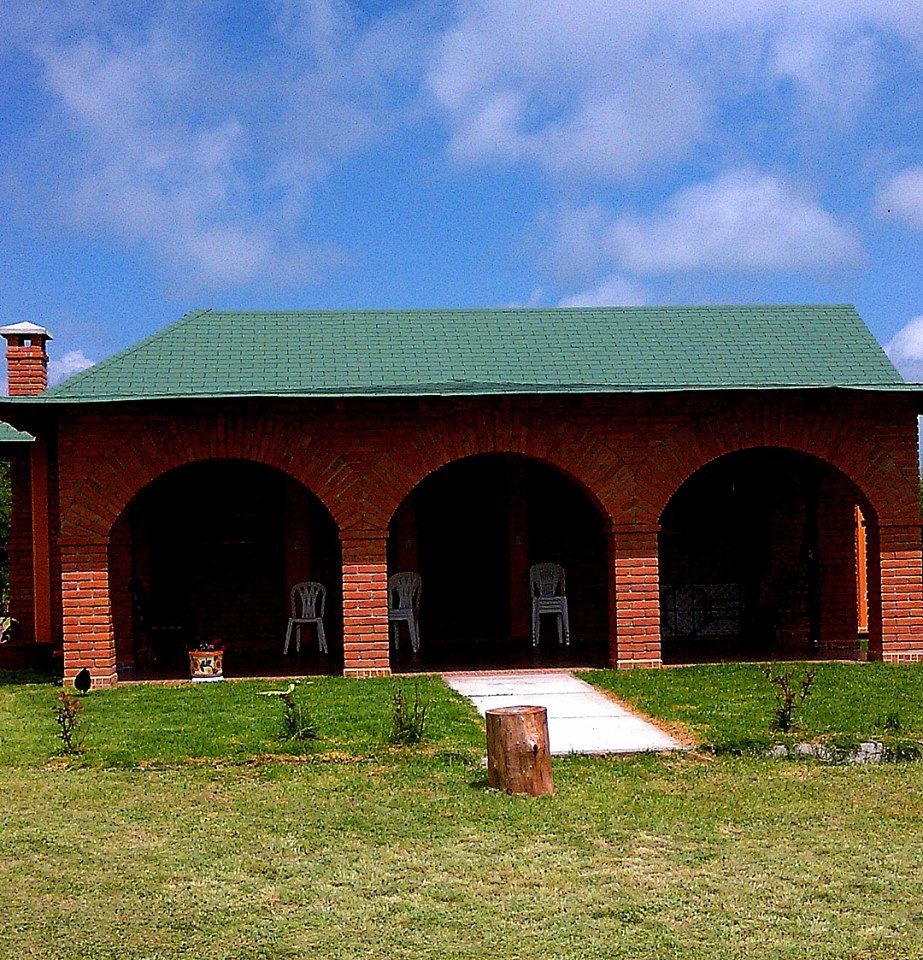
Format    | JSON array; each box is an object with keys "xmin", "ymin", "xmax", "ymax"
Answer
[
  {"xmin": 118, "ymin": 649, "xmax": 338, "ymax": 682},
  {"xmin": 391, "ymin": 635, "xmax": 608, "ymax": 673}
]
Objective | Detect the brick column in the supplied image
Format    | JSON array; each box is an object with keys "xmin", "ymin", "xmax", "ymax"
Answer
[
  {"xmin": 340, "ymin": 529, "xmax": 390, "ymax": 677},
  {"xmin": 877, "ymin": 523, "xmax": 923, "ymax": 664},
  {"xmin": 61, "ymin": 540, "xmax": 117, "ymax": 688},
  {"xmin": 610, "ymin": 524, "xmax": 662, "ymax": 669}
]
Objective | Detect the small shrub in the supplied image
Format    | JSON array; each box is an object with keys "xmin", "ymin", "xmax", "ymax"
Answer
[
  {"xmin": 762, "ymin": 664, "xmax": 816, "ymax": 733},
  {"xmin": 53, "ymin": 690, "xmax": 84, "ymax": 754},
  {"xmin": 261, "ymin": 683, "xmax": 318, "ymax": 742},
  {"xmin": 389, "ymin": 681, "xmax": 428, "ymax": 745}
]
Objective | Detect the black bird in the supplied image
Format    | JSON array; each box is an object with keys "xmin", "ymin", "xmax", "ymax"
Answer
[{"xmin": 74, "ymin": 668, "xmax": 91, "ymax": 694}]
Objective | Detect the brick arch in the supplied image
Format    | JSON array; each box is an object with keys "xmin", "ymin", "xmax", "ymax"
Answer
[
  {"xmin": 635, "ymin": 412, "xmax": 918, "ymax": 527},
  {"xmin": 58, "ymin": 412, "xmax": 365, "ymax": 541},
  {"xmin": 371, "ymin": 408, "xmax": 627, "ymax": 527}
]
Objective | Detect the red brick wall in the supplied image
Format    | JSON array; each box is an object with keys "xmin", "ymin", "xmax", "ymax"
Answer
[{"xmin": 31, "ymin": 390, "xmax": 921, "ymax": 685}]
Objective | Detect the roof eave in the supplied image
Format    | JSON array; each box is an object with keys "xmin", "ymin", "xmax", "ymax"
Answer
[{"xmin": 2, "ymin": 382, "xmax": 921, "ymax": 407}]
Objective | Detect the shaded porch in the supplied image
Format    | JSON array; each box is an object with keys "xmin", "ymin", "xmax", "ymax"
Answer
[
  {"xmin": 387, "ymin": 454, "xmax": 610, "ymax": 672},
  {"xmin": 109, "ymin": 460, "xmax": 342, "ymax": 680},
  {"xmin": 659, "ymin": 448, "xmax": 875, "ymax": 664}
]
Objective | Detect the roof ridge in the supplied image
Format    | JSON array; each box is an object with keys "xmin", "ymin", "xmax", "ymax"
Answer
[
  {"xmin": 201, "ymin": 303, "xmax": 857, "ymax": 316},
  {"xmin": 44, "ymin": 308, "xmax": 213, "ymax": 397}
]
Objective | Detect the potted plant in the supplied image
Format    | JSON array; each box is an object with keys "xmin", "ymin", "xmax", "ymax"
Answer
[{"xmin": 189, "ymin": 638, "xmax": 224, "ymax": 682}]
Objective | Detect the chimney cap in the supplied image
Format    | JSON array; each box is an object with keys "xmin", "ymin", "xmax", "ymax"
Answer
[{"xmin": 0, "ymin": 322, "xmax": 53, "ymax": 341}]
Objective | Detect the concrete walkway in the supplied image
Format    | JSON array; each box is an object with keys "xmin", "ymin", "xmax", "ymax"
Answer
[{"xmin": 443, "ymin": 669, "xmax": 683, "ymax": 756}]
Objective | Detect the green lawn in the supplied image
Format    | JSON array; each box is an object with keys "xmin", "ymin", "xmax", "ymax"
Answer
[
  {"xmin": 1, "ymin": 665, "xmax": 922, "ymax": 959},
  {"xmin": 0, "ymin": 673, "xmax": 482, "ymax": 768},
  {"xmin": 587, "ymin": 661, "xmax": 923, "ymax": 751}
]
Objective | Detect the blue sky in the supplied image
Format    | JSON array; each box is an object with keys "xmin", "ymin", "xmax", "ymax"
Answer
[{"xmin": 2, "ymin": 1, "xmax": 923, "ymax": 383}]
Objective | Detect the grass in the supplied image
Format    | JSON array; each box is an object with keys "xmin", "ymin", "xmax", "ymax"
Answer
[
  {"xmin": 587, "ymin": 661, "xmax": 923, "ymax": 751},
  {"xmin": 1, "ymin": 665, "xmax": 922, "ymax": 958},
  {"xmin": 0, "ymin": 674, "xmax": 482, "ymax": 768}
]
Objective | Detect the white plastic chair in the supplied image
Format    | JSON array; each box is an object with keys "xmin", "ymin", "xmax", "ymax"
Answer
[
  {"xmin": 284, "ymin": 582, "xmax": 328, "ymax": 655},
  {"xmin": 388, "ymin": 572, "xmax": 422, "ymax": 653},
  {"xmin": 530, "ymin": 563, "xmax": 570, "ymax": 647}
]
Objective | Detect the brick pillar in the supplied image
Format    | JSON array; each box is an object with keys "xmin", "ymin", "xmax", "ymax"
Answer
[
  {"xmin": 340, "ymin": 529, "xmax": 390, "ymax": 677},
  {"xmin": 877, "ymin": 523, "xmax": 923, "ymax": 664},
  {"xmin": 61, "ymin": 540, "xmax": 117, "ymax": 688},
  {"xmin": 0, "ymin": 324, "xmax": 52, "ymax": 396},
  {"xmin": 610, "ymin": 524, "xmax": 662, "ymax": 669}
]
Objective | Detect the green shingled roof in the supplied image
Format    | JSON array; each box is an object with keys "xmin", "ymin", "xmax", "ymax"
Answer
[
  {"xmin": 14, "ymin": 305, "xmax": 913, "ymax": 403},
  {"xmin": 0, "ymin": 421, "xmax": 34, "ymax": 442}
]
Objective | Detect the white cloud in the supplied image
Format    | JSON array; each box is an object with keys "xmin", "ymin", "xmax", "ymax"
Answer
[
  {"xmin": 428, "ymin": 1, "xmax": 923, "ymax": 181},
  {"xmin": 429, "ymin": 6, "xmax": 712, "ymax": 180},
  {"xmin": 885, "ymin": 315, "xmax": 923, "ymax": 382},
  {"xmin": 560, "ymin": 275, "xmax": 646, "ymax": 308},
  {"xmin": 609, "ymin": 170, "xmax": 862, "ymax": 273},
  {"xmin": 48, "ymin": 350, "xmax": 95, "ymax": 386},
  {"xmin": 7, "ymin": 0, "xmax": 923, "ymax": 299},
  {"xmin": 877, "ymin": 167, "xmax": 923, "ymax": 231},
  {"xmin": 18, "ymin": 2, "xmax": 425, "ymax": 290},
  {"xmin": 30, "ymin": 30, "xmax": 310, "ymax": 288}
]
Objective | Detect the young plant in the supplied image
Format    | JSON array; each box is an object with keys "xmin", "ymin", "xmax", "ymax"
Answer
[
  {"xmin": 389, "ymin": 681, "xmax": 428, "ymax": 745},
  {"xmin": 261, "ymin": 683, "xmax": 318, "ymax": 742},
  {"xmin": 53, "ymin": 690, "xmax": 84, "ymax": 754},
  {"xmin": 762, "ymin": 664, "xmax": 817, "ymax": 733}
]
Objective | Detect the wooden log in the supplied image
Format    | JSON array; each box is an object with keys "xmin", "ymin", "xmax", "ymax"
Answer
[{"xmin": 485, "ymin": 705, "xmax": 554, "ymax": 796}]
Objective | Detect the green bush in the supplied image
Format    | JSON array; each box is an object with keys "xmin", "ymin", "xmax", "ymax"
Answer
[
  {"xmin": 261, "ymin": 683, "xmax": 318, "ymax": 742},
  {"xmin": 389, "ymin": 681, "xmax": 428, "ymax": 745}
]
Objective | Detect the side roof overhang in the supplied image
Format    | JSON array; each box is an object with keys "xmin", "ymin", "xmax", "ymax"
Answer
[{"xmin": 0, "ymin": 420, "xmax": 35, "ymax": 444}]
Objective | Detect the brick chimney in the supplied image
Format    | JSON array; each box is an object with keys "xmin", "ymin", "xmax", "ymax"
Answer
[{"xmin": 0, "ymin": 322, "xmax": 53, "ymax": 396}]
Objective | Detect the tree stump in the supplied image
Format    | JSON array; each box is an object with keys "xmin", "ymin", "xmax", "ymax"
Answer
[{"xmin": 485, "ymin": 705, "xmax": 554, "ymax": 796}]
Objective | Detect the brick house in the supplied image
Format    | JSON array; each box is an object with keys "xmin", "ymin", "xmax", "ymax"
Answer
[{"xmin": 0, "ymin": 305, "xmax": 921, "ymax": 688}]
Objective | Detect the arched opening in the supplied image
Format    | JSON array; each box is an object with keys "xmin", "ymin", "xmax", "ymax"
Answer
[
  {"xmin": 387, "ymin": 454, "xmax": 609, "ymax": 670},
  {"xmin": 109, "ymin": 460, "xmax": 342, "ymax": 678},
  {"xmin": 659, "ymin": 448, "xmax": 877, "ymax": 664}
]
